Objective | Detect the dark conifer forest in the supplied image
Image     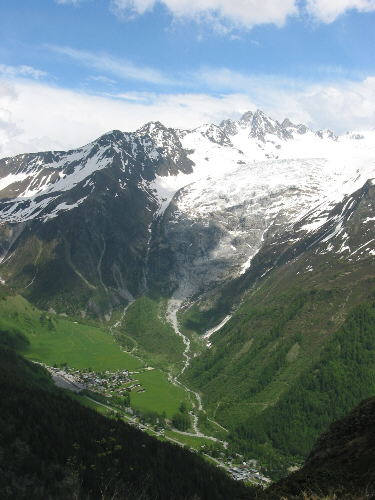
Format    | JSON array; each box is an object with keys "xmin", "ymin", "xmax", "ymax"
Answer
[{"xmin": 0, "ymin": 342, "xmax": 252, "ymax": 500}]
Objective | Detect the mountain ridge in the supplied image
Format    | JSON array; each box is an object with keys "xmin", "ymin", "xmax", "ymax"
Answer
[{"xmin": 0, "ymin": 108, "xmax": 373, "ymax": 315}]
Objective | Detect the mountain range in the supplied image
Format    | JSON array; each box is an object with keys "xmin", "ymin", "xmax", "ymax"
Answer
[{"xmin": 1, "ymin": 109, "xmax": 375, "ymax": 476}]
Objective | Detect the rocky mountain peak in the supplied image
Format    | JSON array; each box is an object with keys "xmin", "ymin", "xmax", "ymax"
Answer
[
  {"xmin": 316, "ymin": 129, "xmax": 338, "ymax": 141},
  {"xmin": 238, "ymin": 110, "xmax": 254, "ymax": 126},
  {"xmin": 137, "ymin": 120, "xmax": 182, "ymax": 149},
  {"xmin": 136, "ymin": 121, "xmax": 194, "ymax": 176},
  {"xmin": 96, "ymin": 129, "xmax": 125, "ymax": 145},
  {"xmin": 219, "ymin": 118, "xmax": 239, "ymax": 137},
  {"xmin": 281, "ymin": 118, "xmax": 310, "ymax": 136},
  {"xmin": 248, "ymin": 109, "xmax": 288, "ymax": 141},
  {"xmin": 137, "ymin": 120, "xmax": 168, "ymax": 136},
  {"xmin": 196, "ymin": 123, "xmax": 233, "ymax": 147},
  {"xmin": 281, "ymin": 118, "xmax": 294, "ymax": 128},
  {"xmin": 220, "ymin": 110, "xmax": 290, "ymax": 142}
]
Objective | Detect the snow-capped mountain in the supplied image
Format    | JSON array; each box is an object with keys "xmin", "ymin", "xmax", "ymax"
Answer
[
  {"xmin": 149, "ymin": 111, "xmax": 375, "ymax": 301},
  {"xmin": 0, "ymin": 124, "xmax": 193, "ymax": 223},
  {"xmin": 0, "ymin": 110, "xmax": 374, "ymax": 315}
]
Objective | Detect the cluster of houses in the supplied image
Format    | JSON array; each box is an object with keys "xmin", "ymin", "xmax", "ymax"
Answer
[
  {"xmin": 229, "ymin": 465, "xmax": 271, "ymax": 485},
  {"xmin": 43, "ymin": 364, "xmax": 146, "ymax": 397},
  {"xmin": 75, "ymin": 369, "xmax": 134, "ymax": 396}
]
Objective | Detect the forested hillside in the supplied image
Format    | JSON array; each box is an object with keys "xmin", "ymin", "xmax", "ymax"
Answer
[
  {"xmin": 2, "ymin": 329, "xmax": 375, "ymax": 499},
  {"xmin": 184, "ymin": 235, "xmax": 375, "ymax": 475},
  {"xmin": 231, "ymin": 298, "xmax": 375, "ymax": 473},
  {"xmin": 0, "ymin": 338, "xmax": 252, "ymax": 500}
]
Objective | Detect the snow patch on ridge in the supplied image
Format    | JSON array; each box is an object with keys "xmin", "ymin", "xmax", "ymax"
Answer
[
  {"xmin": 203, "ymin": 315, "xmax": 232, "ymax": 340},
  {"xmin": 0, "ymin": 173, "xmax": 29, "ymax": 192},
  {"xmin": 43, "ymin": 197, "xmax": 88, "ymax": 222},
  {"xmin": 151, "ymin": 173, "xmax": 192, "ymax": 215}
]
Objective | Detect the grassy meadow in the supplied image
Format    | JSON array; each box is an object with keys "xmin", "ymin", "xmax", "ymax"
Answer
[
  {"xmin": 0, "ymin": 295, "xmax": 142, "ymax": 371},
  {"xmin": 131, "ymin": 369, "xmax": 189, "ymax": 418},
  {"xmin": 0, "ymin": 294, "xmax": 193, "ymax": 424}
]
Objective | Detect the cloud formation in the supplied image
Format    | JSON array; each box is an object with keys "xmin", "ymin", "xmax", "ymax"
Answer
[
  {"xmin": 48, "ymin": 45, "xmax": 175, "ymax": 85},
  {"xmin": 110, "ymin": 0, "xmax": 298, "ymax": 28},
  {"xmin": 56, "ymin": 0, "xmax": 375, "ymax": 28},
  {"xmin": 0, "ymin": 64, "xmax": 47, "ymax": 80},
  {"xmin": 1, "ymin": 72, "xmax": 375, "ymax": 158},
  {"xmin": 306, "ymin": 0, "xmax": 375, "ymax": 23},
  {"xmin": 109, "ymin": 0, "xmax": 375, "ymax": 28},
  {"xmin": 0, "ymin": 79, "xmax": 256, "ymax": 157}
]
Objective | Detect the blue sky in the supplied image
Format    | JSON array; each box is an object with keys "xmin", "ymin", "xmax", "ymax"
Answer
[{"xmin": 0, "ymin": 0, "xmax": 375, "ymax": 156}]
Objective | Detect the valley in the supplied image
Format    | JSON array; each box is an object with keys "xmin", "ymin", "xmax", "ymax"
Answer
[
  {"xmin": 1, "ymin": 109, "xmax": 375, "ymax": 486},
  {"xmin": 0, "ymin": 289, "xmax": 250, "ymax": 481}
]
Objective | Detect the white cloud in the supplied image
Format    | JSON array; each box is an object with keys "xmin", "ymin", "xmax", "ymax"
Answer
[
  {"xmin": 299, "ymin": 77, "xmax": 375, "ymax": 131},
  {"xmin": 191, "ymin": 67, "xmax": 375, "ymax": 131},
  {"xmin": 87, "ymin": 75, "xmax": 117, "ymax": 85},
  {"xmin": 48, "ymin": 45, "xmax": 175, "ymax": 85},
  {"xmin": 1, "ymin": 73, "xmax": 375, "ymax": 158},
  {"xmin": 0, "ymin": 64, "xmax": 47, "ymax": 80},
  {"xmin": 55, "ymin": 0, "xmax": 375, "ymax": 28},
  {"xmin": 305, "ymin": 0, "xmax": 375, "ymax": 22},
  {"xmin": 194, "ymin": 67, "xmax": 299, "ymax": 94},
  {"xmin": 56, "ymin": 0, "xmax": 375, "ymax": 28},
  {"xmin": 0, "ymin": 79, "xmax": 256, "ymax": 157},
  {"xmin": 110, "ymin": 0, "xmax": 298, "ymax": 28}
]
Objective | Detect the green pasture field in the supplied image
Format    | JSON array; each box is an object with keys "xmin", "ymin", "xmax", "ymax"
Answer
[
  {"xmin": 0, "ymin": 295, "xmax": 142, "ymax": 371},
  {"xmin": 131, "ymin": 369, "xmax": 190, "ymax": 418},
  {"xmin": 164, "ymin": 430, "xmax": 221, "ymax": 451}
]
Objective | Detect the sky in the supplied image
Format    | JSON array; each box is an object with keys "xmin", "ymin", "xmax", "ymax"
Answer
[{"xmin": 0, "ymin": 0, "xmax": 375, "ymax": 157}]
